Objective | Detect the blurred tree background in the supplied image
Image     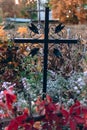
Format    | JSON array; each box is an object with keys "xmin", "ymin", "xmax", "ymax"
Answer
[
  {"xmin": 0, "ymin": 0, "xmax": 37, "ymax": 19},
  {"xmin": 50, "ymin": 0, "xmax": 87, "ymax": 24},
  {"xmin": 0, "ymin": 0, "xmax": 87, "ymax": 23}
]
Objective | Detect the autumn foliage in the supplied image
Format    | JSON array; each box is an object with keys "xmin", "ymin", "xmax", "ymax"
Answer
[
  {"xmin": 0, "ymin": 0, "xmax": 37, "ymax": 18},
  {"xmin": 50, "ymin": 0, "xmax": 87, "ymax": 23}
]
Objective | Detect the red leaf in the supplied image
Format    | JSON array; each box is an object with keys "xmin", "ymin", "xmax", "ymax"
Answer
[
  {"xmin": 7, "ymin": 110, "xmax": 28, "ymax": 130},
  {"xmin": 69, "ymin": 100, "xmax": 81, "ymax": 115},
  {"xmin": 82, "ymin": 106, "xmax": 87, "ymax": 113},
  {"xmin": 74, "ymin": 115, "xmax": 84, "ymax": 124},
  {"xmin": 4, "ymin": 127, "xmax": 9, "ymax": 130},
  {"xmin": 45, "ymin": 103, "xmax": 57, "ymax": 113},
  {"xmin": 84, "ymin": 113, "xmax": 87, "ymax": 128},
  {"xmin": 7, "ymin": 120, "xmax": 18, "ymax": 130},
  {"xmin": 5, "ymin": 93, "xmax": 16, "ymax": 110},
  {"xmin": 70, "ymin": 118, "xmax": 77, "ymax": 130},
  {"xmin": 3, "ymin": 88, "xmax": 16, "ymax": 110},
  {"xmin": 61, "ymin": 108, "xmax": 69, "ymax": 125},
  {"xmin": 22, "ymin": 123, "xmax": 32, "ymax": 130},
  {"xmin": 35, "ymin": 96, "xmax": 42, "ymax": 105},
  {"xmin": 46, "ymin": 94, "xmax": 53, "ymax": 103}
]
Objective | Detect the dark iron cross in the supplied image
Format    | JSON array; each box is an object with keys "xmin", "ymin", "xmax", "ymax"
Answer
[{"xmin": 13, "ymin": 7, "xmax": 78, "ymax": 98}]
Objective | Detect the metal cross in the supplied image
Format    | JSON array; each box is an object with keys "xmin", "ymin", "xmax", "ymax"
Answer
[{"xmin": 13, "ymin": 7, "xmax": 78, "ymax": 98}]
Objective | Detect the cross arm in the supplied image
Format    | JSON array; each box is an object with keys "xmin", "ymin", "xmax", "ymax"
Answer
[
  {"xmin": 12, "ymin": 38, "xmax": 44, "ymax": 44},
  {"xmin": 12, "ymin": 38, "xmax": 79, "ymax": 44}
]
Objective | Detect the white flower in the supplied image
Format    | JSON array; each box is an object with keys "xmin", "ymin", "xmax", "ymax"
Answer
[
  {"xmin": 67, "ymin": 99, "xmax": 74, "ymax": 106},
  {"xmin": 80, "ymin": 86, "xmax": 83, "ymax": 89},
  {"xmin": 26, "ymin": 46, "xmax": 30, "ymax": 51},
  {"xmin": 77, "ymin": 78, "xmax": 82, "ymax": 82},
  {"xmin": 0, "ymin": 91, "xmax": 4, "ymax": 99},
  {"xmin": 76, "ymin": 90, "xmax": 80, "ymax": 94},
  {"xmin": 84, "ymin": 71, "xmax": 87, "ymax": 76},
  {"xmin": 74, "ymin": 86, "xmax": 78, "ymax": 90}
]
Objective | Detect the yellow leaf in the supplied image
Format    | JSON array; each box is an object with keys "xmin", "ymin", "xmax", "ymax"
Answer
[{"xmin": 33, "ymin": 121, "xmax": 41, "ymax": 129}]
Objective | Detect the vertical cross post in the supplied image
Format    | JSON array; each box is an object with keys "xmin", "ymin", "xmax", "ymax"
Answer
[{"xmin": 43, "ymin": 7, "xmax": 49, "ymax": 97}]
